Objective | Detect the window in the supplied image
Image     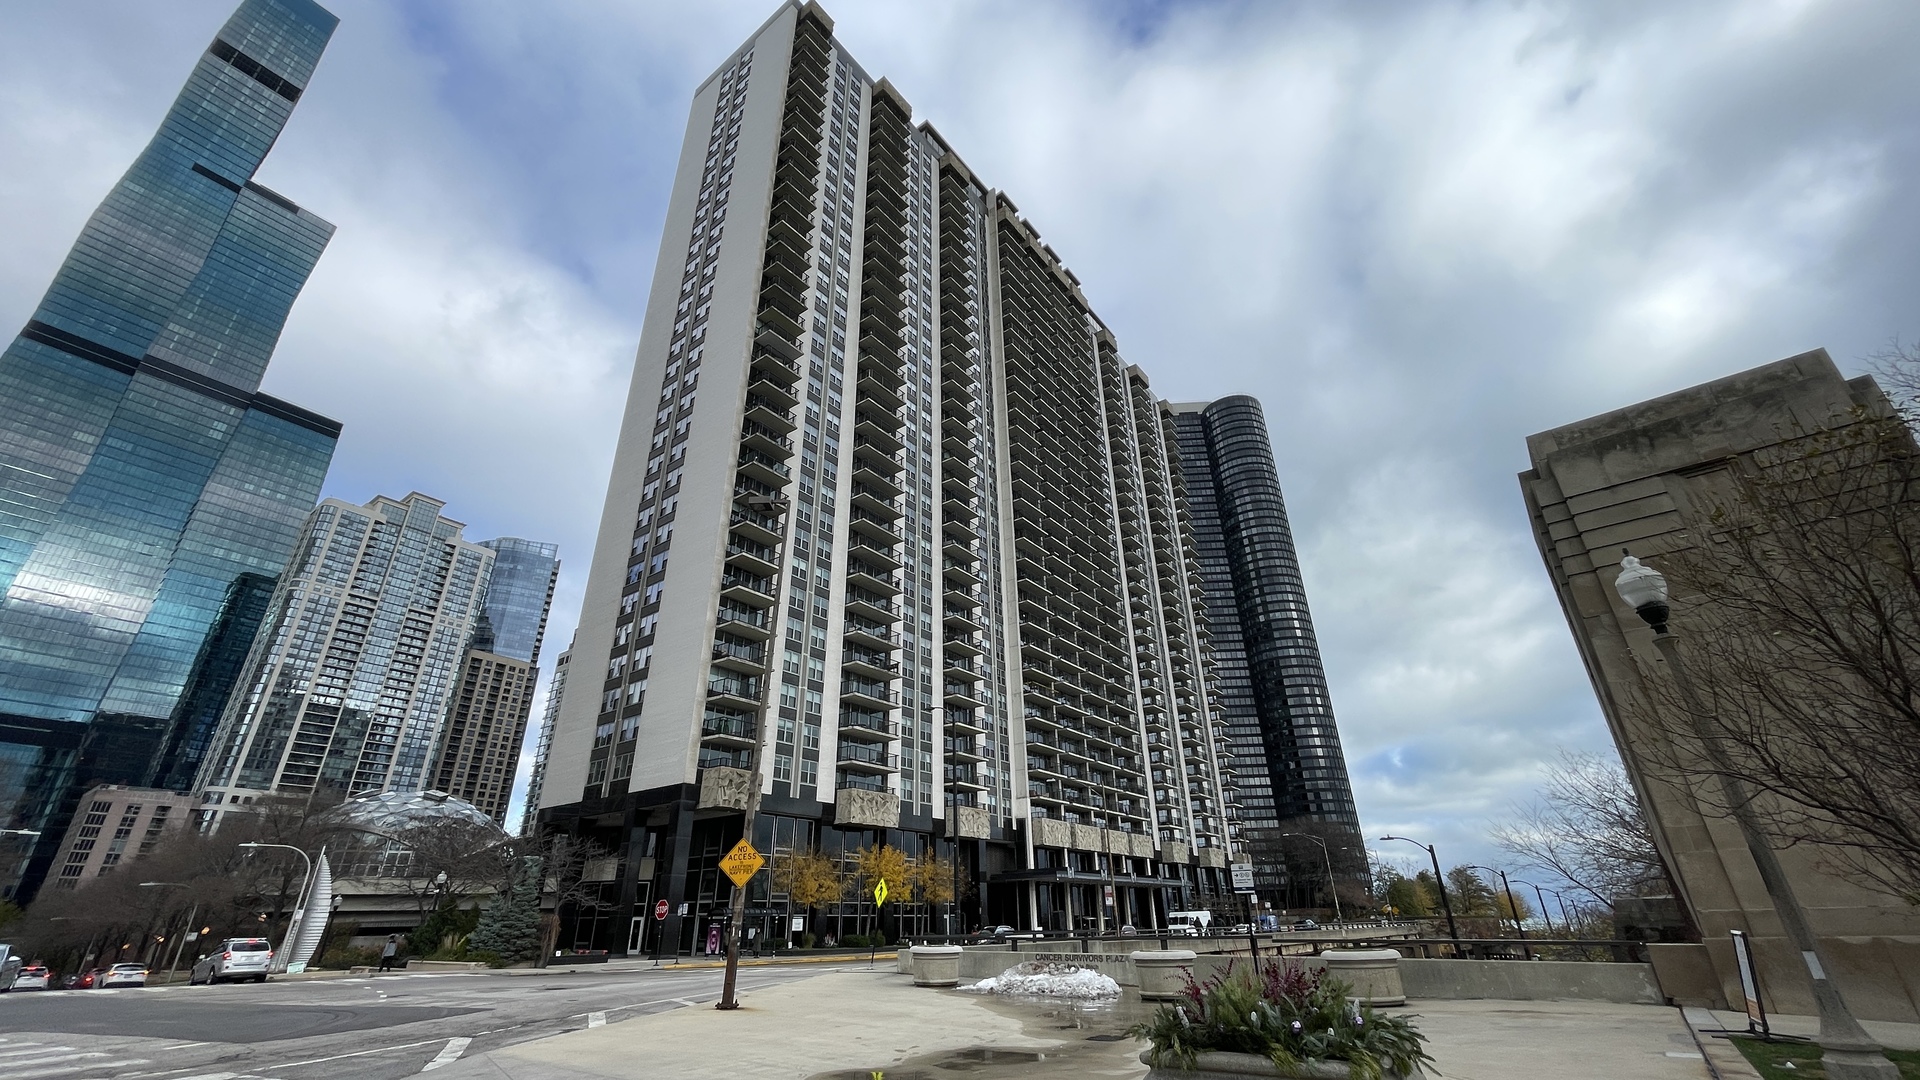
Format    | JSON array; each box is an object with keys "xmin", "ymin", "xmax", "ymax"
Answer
[
  {"xmin": 773, "ymin": 754, "xmax": 793, "ymax": 782},
  {"xmin": 799, "ymin": 758, "xmax": 818, "ymax": 786}
]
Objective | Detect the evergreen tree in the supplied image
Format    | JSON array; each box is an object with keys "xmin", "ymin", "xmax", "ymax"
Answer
[{"xmin": 468, "ymin": 858, "xmax": 543, "ymax": 964}]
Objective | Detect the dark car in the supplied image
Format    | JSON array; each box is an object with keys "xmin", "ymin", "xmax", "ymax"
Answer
[{"xmin": 1292, "ymin": 918, "xmax": 1319, "ymax": 931}]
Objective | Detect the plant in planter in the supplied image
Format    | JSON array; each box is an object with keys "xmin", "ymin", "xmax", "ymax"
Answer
[{"xmin": 1130, "ymin": 960, "xmax": 1432, "ymax": 1080}]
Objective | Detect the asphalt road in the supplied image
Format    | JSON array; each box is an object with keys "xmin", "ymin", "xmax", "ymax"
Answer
[{"xmin": 0, "ymin": 959, "xmax": 841, "ymax": 1080}]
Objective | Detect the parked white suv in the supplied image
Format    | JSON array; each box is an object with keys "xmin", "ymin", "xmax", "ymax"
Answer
[{"xmin": 189, "ymin": 938, "xmax": 273, "ymax": 984}]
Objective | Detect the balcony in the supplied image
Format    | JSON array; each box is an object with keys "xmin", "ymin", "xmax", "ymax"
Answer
[
  {"xmin": 720, "ymin": 571, "xmax": 777, "ymax": 607},
  {"xmin": 844, "ymin": 591, "xmax": 898, "ymax": 624},
  {"xmin": 943, "ymin": 764, "xmax": 987, "ymax": 791},
  {"xmin": 943, "ymin": 632, "xmax": 983, "ymax": 657},
  {"xmin": 835, "ymin": 773, "xmax": 889, "ymax": 794},
  {"xmin": 840, "ymin": 649, "xmax": 898, "ymax": 680},
  {"xmin": 843, "ymin": 620, "xmax": 898, "ymax": 651},
  {"xmin": 836, "ymin": 743, "xmax": 898, "ymax": 773},
  {"xmin": 943, "ymin": 709, "xmax": 986, "ymax": 735},
  {"xmin": 736, "ymin": 448, "xmax": 791, "ymax": 488},
  {"xmin": 707, "ymin": 674, "xmax": 761, "ymax": 706},
  {"xmin": 943, "ymin": 735, "xmax": 984, "ymax": 762},
  {"xmin": 717, "ymin": 603, "xmax": 771, "ymax": 640},
  {"xmin": 711, "ymin": 636, "xmax": 767, "ymax": 674},
  {"xmin": 840, "ymin": 680, "xmax": 896, "ymax": 709},
  {"xmin": 943, "ymin": 682, "xmax": 984, "ymax": 707},
  {"xmin": 700, "ymin": 711, "xmax": 758, "ymax": 748},
  {"xmin": 839, "ymin": 709, "xmax": 896, "ymax": 741},
  {"xmin": 729, "ymin": 507, "xmax": 783, "ymax": 546},
  {"xmin": 725, "ymin": 537, "xmax": 779, "ymax": 577},
  {"xmin": 744, "ymin": 394, "xmax": 797, "ymax": 433},
  {"xmin": 847, "ymin": 507, "xmax": 901, "ymax": 545},
  {"xmin": 845, "ymin": 561, "xmax": 901, "ymax": 596}
]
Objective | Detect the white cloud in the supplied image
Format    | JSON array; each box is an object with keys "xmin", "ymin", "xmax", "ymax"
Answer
[{"xmin": 5, "ymin": 0, "xmax": 1918, "ymax": 865}]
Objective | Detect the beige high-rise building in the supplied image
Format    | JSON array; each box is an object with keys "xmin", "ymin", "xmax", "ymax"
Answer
[
  {"xmin": 535, "ymin": 1, "xmax": 1241, "ymax": 956},
  {"xmin": 1521, "ymin": 349, "xmax": 1920, "ymax": 1022},
  {"xmin": 196, "ymin": 493, "xmax": 496, "ymax": 819}
]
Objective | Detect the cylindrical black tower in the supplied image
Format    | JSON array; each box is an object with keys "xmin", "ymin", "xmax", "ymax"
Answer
[{"xmin": 1172, "ymin": 396, "xmax": 1362, "ymax": 911}]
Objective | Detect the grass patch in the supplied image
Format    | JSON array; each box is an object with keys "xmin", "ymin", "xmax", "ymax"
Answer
[{"xmin": 1729, "ymin": 1036, "xmax": 1920, "ymax": 1079}]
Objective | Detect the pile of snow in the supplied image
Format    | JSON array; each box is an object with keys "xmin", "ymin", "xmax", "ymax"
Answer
[{"xmin": 964, "ymin": 960, "xmax": 1121, "ymax": 999}]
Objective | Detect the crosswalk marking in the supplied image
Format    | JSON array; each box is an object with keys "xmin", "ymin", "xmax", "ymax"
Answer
[
  {"xmin": 419, "ymin": 1037, "xmax": 471, "ymax": 1072},
  {"xmin": 586, "ymin": 1011, "xmax": 606, "ymax": 1028}
]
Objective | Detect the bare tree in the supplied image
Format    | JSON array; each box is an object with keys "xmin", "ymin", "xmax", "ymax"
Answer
[
  {"xmin": 1627, "ymin": 392, "xmax": 1920, "ymax": 906},
  {"xmin": 1491, "ymin": 750, "xmax": 1671, "ymax": 907}
]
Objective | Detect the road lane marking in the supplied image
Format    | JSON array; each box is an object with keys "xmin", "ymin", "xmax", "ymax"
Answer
[
  {"xmin": 419, "ymin": 1038, "xmax": 471, "ymax": 1072},
  {"xmin": 258, "ymin": 1038, "xmax": 450, "ymax": 1070},
  {"xmin": 11, "ymin": 1058, "xmax": 147, "ymax": 1079},
  {"xmin": 0, "ymin": 1046, "xmax": 72, "ymax": 1058},
  {"xmin": 586, "ymin": 1011, "xmax": 606, "ymax": 1028}
]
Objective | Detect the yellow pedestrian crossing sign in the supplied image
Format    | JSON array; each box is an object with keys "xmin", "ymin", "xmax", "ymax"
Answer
[
  {"xmin": 873, "ymin": 878, "xmax": 889, "ymax": 906},
  {"xmin": 719, "ymin": 839, "xmax": 765, "ymax": 888}
]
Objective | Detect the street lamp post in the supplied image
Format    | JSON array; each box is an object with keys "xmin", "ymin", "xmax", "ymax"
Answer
[
  {"xmin": 141, "ymin": 883, "xmax": 196, "ymax": 984},
  {"xmin": 1614, "ymin": 553, "xmax": 1896, "ymax": 1079},
  {"xmin": 1379, "ymin": 835, "xmax": 1459, "ymax": 942},
  {"xmin": 1511, "ymin": 879, "xmax": 1556, "ymax": 937},
  {"xmin": 1467, "ymin": 864, "xmax": 1531, "ymax": 960},
  {"xmin": 238, "ymin": 842, "xmax": 312, "ymax": 975},
  {"xmin": 1278, "ymin": 833, "xmax": 1342, "ymax": 923}
]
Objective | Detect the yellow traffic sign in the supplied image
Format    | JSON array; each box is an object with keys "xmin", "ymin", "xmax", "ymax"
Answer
[
  {"xmin": 719, "ymin": 839, "xmax": 765, "ymax": 888},
  {"xmin": 873, "ymin": 878, "xmax": 889, "ymax": 906}
]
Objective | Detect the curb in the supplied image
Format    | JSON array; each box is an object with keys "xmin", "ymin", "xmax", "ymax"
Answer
[{"xmin": 1680, "ymin": 1007, "xmax": 1766, "ymax": 1080}]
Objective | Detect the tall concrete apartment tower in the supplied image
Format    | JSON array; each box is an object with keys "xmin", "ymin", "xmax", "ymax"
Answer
[
  {"xmin": 0, "ymin": 0, "xmax": 342, "ymax": 900},
  {"xmin": 1171, "ymin": 398, "xmax": 1361, "ymax": 908},
  {"xmin": 537, "ymin": 2, "xmax": 1237, "ymax": 955},
  {"xmin": 431, "ymin": 538, "xmax": 560, "ymax": 826},
  {"xmin": 195, "ymin": 493, "xmax": 495, "ymax": 819},
  {"xmin": 519, "ymin": 637, "xmax": 571, "ymax": 836}
]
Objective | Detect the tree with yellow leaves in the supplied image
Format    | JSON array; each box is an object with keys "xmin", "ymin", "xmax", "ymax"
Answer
[
  {"xmin": 853, "ymin": 843, "xmax": 910, "ymax": 942},
  {"xmin": 772, "ymin": 849, "xmax": 841, "ymax": 947}
]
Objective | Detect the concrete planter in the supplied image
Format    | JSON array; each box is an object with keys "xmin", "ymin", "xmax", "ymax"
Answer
[
  {"xmin": 1319, "ymin": 949, "xmax": 1405, "ymax": 1006},
  {"xmin": 1139, "ymin": 1049, "xmax": 1420, "ymax": 1079},
  {"xmin": 1133, "ymin": 950, "xmax": 1199, "ymax": 1000},
  {"xmin": 911, "ymin": 945, "xmax": 962, "ymax": 988},
  {"xmin": 896, "ymin": 947, "xmax": 913, "ymax": 975}
]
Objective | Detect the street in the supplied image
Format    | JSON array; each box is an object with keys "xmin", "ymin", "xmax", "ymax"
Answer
[{"xmin": 0, "ymin": 960, "xmax": 837, "ymax": 1080}]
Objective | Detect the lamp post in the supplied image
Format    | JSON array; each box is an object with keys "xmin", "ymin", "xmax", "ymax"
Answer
[
  {"xmin": 1613, "ymin": 553, "xmax": 1896, "ymax": 1079},
  {"xmin": 1467, "ymin": 864, "xmax": 1531, "ymax": 960},
  {"xmin": 239, "ymin": 842, "xmax": 312, "ymax": 975},
  {"xmin": 140, "ymin": 883, "xmax": 198, "ymax": 984},
  {"xmin": 1278, "ymin": 833, "xmax": 1342, "ymax": 923},
  {"xmin": 1511, "ymin": 879, "xmax": 1556, "ymax": 937},
  {"xmin": 1379, "ymin": 835, "xmax": 1458, "ymax": 942}
]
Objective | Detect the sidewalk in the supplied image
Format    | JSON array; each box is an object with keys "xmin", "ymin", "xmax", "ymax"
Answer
[
  {"xmin": 427, "ymin": 967, "xmax": 1737, "ymax": 1080},
  {"xmin": 432, "ymin": 969, "xmax": 1084, "ymax": 1080}
]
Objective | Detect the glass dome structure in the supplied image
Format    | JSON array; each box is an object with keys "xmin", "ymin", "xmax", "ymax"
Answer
[{"xmin": 319, "ymin": 788, "xmax": 504, "ymax": 837}]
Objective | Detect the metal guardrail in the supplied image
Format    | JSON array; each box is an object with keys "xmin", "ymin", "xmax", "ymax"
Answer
[{"xmin": 902, "ymin": 927, "xmax": 1652, "ymax": 963}]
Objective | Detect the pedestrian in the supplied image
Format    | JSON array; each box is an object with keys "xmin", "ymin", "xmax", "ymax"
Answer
[{"xmin": 378, "ymin": 935, "xmax": 399, "ymax": 973}]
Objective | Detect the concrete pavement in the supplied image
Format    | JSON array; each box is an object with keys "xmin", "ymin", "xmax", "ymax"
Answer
[{"xmin": 423, "ymin": 967, "xmax": 1738, "ymax": 1080}]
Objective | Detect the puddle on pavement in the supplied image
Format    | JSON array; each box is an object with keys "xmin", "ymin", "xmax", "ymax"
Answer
[{"xmin": 805, "ymin": 987, "xmax": 1156, "ymax": 1079}]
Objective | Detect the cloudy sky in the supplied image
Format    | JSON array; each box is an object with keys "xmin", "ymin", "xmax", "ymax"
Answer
[{"xmin": 5, "ymin": 0, "xmax": 1917, "ymax": 891}]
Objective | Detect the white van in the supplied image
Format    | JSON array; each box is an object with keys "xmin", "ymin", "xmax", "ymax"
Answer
[{"xmin": 1166, "ymin": 910, "xmax": 1213, "ymax": 936}]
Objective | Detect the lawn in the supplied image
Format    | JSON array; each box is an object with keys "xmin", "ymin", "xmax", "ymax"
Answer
[{"xmin": 1730, "ymin": 1036, "xmax": 1920, "ymax": 1079}]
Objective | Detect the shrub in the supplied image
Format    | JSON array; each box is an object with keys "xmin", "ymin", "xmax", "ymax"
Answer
[
  {"xmin": 1130, "ymin": 961, "xmax": 1431, "ymax": 1080},
  {"xmin": 318, "ymin": 945, "xmax": 381, "ymax": 970},
  {"xmin": 841, "ymin": 934, "xmax": 869, "ymax": 948}
]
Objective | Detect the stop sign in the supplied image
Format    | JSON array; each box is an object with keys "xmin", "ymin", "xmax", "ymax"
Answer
[{"xmin": 654, "ymin": 899, "xmax": 669, "ymax": 921}]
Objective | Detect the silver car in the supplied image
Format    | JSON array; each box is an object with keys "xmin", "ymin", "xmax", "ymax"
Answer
[{"xmin": 189, "ymin": 938, "xmax": 273, "ymax": 984}]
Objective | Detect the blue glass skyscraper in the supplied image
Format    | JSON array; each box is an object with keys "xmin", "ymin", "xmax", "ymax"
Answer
[{"xmin": 0, "ymin": 0, "xmax": 342, "ymax": 900}]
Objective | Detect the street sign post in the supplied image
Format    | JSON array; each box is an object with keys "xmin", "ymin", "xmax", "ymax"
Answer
[
  {"xmin": 1231, "ymin": 863, "xmax": 1256, "ymax": 894},
  {"xmin": 717, "ymin": 839, "xmax": 766, "ymax": 1008},
  {"xmin": 720, "ymin": 840, "xmax": 765, "ymax": 888},
  {"xmin": 870, "ymin": 878, "xmax": 889, "ymax": 967}
]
